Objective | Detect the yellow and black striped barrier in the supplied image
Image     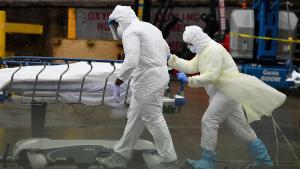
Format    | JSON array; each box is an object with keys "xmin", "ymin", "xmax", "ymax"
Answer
[{"xmin": 230, "ymin": 32, "xmax": 300, "ymax": 44}]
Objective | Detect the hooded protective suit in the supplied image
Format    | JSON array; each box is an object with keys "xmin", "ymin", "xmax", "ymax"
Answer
[
  {"xmin": 168, "ymin": 26, "xmax": 286, "ymax": 152},
  {"xmin": 108, "ymin": 5, "xmax": 177, "ymax": 164}
]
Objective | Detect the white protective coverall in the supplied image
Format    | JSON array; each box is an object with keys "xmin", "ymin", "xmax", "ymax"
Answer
[
  {"xmin": 109, "ymin": 5, "xmax": 177, "ymax": 163},
  {"xmin": 168, "ymin": 26, "xmax": 286, "ymax": 151}
]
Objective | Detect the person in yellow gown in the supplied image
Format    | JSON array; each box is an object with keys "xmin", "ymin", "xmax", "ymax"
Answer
[{"xmin": 168, "ymin": 25, "xmax": 286, "ymax": 169}]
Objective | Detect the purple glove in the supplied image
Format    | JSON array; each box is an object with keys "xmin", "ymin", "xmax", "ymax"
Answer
[
  {"xmin": 176, "ymin": 72, "xmax": 188, "ymax": 84},
  {"xmin": 113, "ymin": 85, "xmax": 121, "ymax": 103}
]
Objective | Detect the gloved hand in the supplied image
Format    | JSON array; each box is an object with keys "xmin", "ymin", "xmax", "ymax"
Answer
[
  {"xmin": 113, "ymin": 85, "xmax": 121, "ymax": 103},
  {"xmin": 176, "ymin": 72, "xmax": 188, "ymax": 84}
]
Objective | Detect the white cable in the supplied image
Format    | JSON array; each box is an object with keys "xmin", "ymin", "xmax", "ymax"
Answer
[
  {"xmin": 272, "ymin": 116, "xmax": 280, "ymax": 168},
  {"xmin": 271, "ymin": 116, "xmax": 300, "ymax": 168}
]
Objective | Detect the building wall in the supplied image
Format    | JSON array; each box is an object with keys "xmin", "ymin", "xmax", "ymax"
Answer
[{"xmin": 1, "ymin": 1, "xmax": 299, "ymax": 60}]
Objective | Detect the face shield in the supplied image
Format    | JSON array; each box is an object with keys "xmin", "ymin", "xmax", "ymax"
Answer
[{"xmin": 108, "ymin": 19, "xmax": 120, "ymax": 40}]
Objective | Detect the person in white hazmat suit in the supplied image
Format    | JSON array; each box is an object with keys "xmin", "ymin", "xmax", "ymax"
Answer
[
  {"xmin": 168, "ymin": 26, "xmax": 286, "ymax": 169},
  {"xmin": 97, "ymin": 5, "xmax": 178, "ymax": 169}
]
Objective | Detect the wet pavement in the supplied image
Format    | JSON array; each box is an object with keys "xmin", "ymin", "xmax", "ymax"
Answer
[{"xmin": 0, "ymin": 82, "xmax": 299, "ymax": 169}]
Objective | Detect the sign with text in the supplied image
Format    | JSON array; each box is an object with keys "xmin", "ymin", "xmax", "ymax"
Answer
[{"xmin": 76, "ymin": 7, "xmax": 233, "ymax": 52}]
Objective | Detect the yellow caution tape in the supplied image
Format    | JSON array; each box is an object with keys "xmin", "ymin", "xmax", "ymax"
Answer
[{"xmin": 230, "ymin": 32, "xmax": 300, "ymax": 44}]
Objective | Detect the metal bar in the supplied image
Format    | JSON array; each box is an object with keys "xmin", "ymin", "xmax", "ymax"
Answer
[
  {"xmin": 0, "ymin": 11, "xmax": 6, "ymax": 59},
  {"xmin": 102, "ymin": 63, "xmax": 116, "ymax": 104},
  {"xmin": 6, "ymin": 22, "xmax": 43, "ymax": 34},
  {"xmin": 31, "ymin": 102, "xmax": 47, "ymax": 137},
  {"xmin": 6, "ymin": 56, "xmax": 123, "ymax": 63},
  {"xmin": 32, "ymin": 61, "xmax": 47, "ymax": 103},
  {"xmin": 68, "ymin": 8, "xmax": 76, "ymax": 39},
  {"xmin": 55, "ymin": 61, "xmax": 70, "ymax": 102},
  {"xmin": 286, "ymin": 1, "xmax": 293, "ymax": 76},
  {"xmin": 78, "ymin": 61, "xmax": 93, "ymax": 103},
  {"xmin": 8, "ymin": 60, "xmax": 22, "ymax": 97},
  {"xmin": 2, "ymin": 143, "xmax": 10, "ymax": 168},
  {"xmin": 0, "ymin": 60, "xmax": 48, "ymax": 65}
]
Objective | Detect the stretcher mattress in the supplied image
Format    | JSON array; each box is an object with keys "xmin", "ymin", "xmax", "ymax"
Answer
[{"xmin": 0, "ymin": 62, "xmax": 131, "ymax": 106}]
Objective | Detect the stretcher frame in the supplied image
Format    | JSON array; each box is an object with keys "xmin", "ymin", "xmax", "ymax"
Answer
[
  {"xmin": 0, "ymin": 56, "xmax": 185, "ymax": 169},
  {"xmin": 1, "ymin": 56, "xmax": 127, "ymax": 137},
  {"xmin": 0, "ymin": 56, "xmax": 185, "ymax": 137}
]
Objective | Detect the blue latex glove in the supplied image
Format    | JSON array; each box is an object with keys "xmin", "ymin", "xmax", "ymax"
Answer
[
  {"xmin": 113, "ymin": 85, "xmax": 121, "ymax": 103},
  {"xmin": 176, "ymin": 72, "xmax": 188, "ymax": 84}
]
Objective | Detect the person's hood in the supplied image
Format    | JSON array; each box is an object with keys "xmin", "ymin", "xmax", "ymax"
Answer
[
  {"xmin": 109, "ymin": 5, "xmax": 139, "ymax": 31},
  {"xmin": 183, "ymin": 25, "xmax": 213, "ymax": 54}
]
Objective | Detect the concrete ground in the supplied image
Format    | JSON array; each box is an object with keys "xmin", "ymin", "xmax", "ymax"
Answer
[{"xmin": 0, "ymin": 82, "xmax": 299, "ymax": 169}]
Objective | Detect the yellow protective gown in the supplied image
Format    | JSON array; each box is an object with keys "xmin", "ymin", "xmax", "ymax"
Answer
[{"xmin": 169, "ymin": 41, "xmax": 286, "ymax": 123}]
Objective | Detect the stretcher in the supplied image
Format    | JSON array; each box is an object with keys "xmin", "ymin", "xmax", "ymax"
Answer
[
  {"xmin": 0, "ymin": 56, "xmax": 185, "ymax": 106},
  {"xmin": 0, "ymin": 57, "xmax": 129, "ymax": 106},
  {"xmin": 0, "ymin": 56, "xmax": 186, "ymax": 169}
]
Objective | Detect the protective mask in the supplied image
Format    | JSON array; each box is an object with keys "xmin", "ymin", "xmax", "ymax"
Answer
[
  {"xmin": 187, "ymin": 45, "xmax": 197, "ymax": 53},
  {"xmin": 117, "ymin": 26, "xmax": 124, "ymax": 38},
  {"xmin": 108, "ymin": 19, "xmax": 120, "ymax": 40}
]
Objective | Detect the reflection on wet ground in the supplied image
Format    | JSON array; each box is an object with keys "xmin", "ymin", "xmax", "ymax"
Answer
[{"xmin": 0, "ymin": 83, "xmax": 299, "ymax": 169}]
